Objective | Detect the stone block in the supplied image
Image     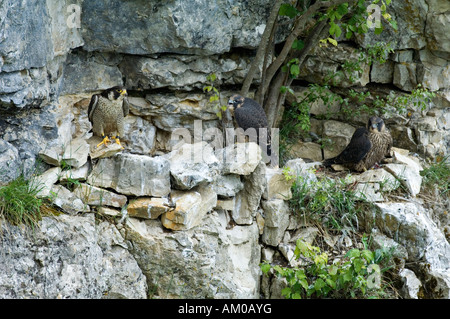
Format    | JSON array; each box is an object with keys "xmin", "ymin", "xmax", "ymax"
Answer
[
  {"xmin": 88, "ymin": 153, "xmax": 171, "ymax": 197},
  {"xmin": 127, "ymin": 197, "xmax": 171, "ymax": 220},
  {"xmin": 161, "ymin": 186, "xmax": 217, "ymax": 231},
  {"xmin": 73, "ymin": 183, "xmax": 127, "ymax": 208}
]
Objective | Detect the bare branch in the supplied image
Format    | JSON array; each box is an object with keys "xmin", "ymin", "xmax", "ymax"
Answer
[{"xmin": 262, "ymin": 0, "xmax": 357, "ymax": 96}]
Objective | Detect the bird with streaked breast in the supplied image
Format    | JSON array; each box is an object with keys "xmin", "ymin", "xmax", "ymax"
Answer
[
  {"xmin": 88, "ymin": 86, "xmax": 130, "ymax": 149},
  {"xmin": 322, "ymin": 116, "xmax": 392, "ymax": 172}
]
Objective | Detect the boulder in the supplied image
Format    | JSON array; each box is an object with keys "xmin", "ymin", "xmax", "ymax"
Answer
[
  {"xmin": 261, "ymin": 199, "xmax": 290, "ymax": 247},
  {"xmin": 399, "ymin": 268, "xmax": 423, "ymax": 299},
  {"xmin": 60, "ymin": 50, "xmax": 123, "ymax": 95},
  {"xmin": 367, "ymin": 202, "xmax": 450, "ymax": 298},
  {"xmin": 322, "ymin": 120, "xmax": 356, "ymax": 159},
  {"xmin": 35, "ymin": 167, "xmax": 62, "ymax": 198},
  {"xmin": 50, "ymin": 184, "xmax": 90, "ymax": 215},
  {"xmin": 166, "ymin": 141, "xmax": 221, "ymax": 190},
  {"xmin": 80, "ymin": 0, "xmax": 280, "ymax": 55},
  {"xmin": 299, "ymin": 44, "xmax": 370, "ymax": 87},
  {"xmin": 232, "ymin": 161, "xmax": 266, "ymax": 225},
  {"xmin": 161, "ymin": 185, "xmax": 217, "ymax": 231},
  {"xmin": 120, "ymin": 54, "xmax": 251, "ymax": 91},
  {"xmin": 263, "ymin": 167, "xmax": 294, "ymax": 200},
  {"xmin": 212, "ymin": 174, "xmax": 244, "ymax": 198},
  {"xmin": 88, "ymin": 153, "xmax": 171, "ymax": 197},
  {"xmin": 61, "ymin": 138, "xmax": 90, "ymax": 169}
]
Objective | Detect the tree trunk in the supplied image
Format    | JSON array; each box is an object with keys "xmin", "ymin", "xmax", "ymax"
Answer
[{"xmin": 240, "ymin": 0, "xmax": 283, "ymax": 98}]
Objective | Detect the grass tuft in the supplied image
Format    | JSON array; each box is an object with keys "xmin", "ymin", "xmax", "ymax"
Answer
[{"xmin": 0, "ymin": 174, "xmax": 44, "ymax": 230}]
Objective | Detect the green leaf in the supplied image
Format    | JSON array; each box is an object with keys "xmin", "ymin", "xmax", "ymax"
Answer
[
  {"xmin": 337, "ymin": 3, "xmax": 348, "ymax": 16},
  {"xmin": 290, "ymin": 64, "xmax": 300, "ymax": 78},
  {"xmin": 353, "ymin": 258, "xmax": 364, "ymax": 273},
  {"xmin": 326, "ymin": 278, "xmax": 336, "ymax": 289},
  {"xmin": 346, "ymin": 249, "xmax": 361, "ymax": 258},
  {"xmin": 329, "ymin": 265, "xmax": 338, "ymax": 276},
  {"xmin": 292, "ymin": 39, "xmax": 305, "ymax": 51},
  {"xmin": 329, "ymin": 22, "xmax": 337, "ymax": 36},
  {"xmin": 281, "ymin": 287, "xmax": 292, "ymax": 298},
  {"xmin": 345, "ymin": 31, "xmax": 353, "ymax": 39},
  {"xmin": 327, "ymin": 37, "xmax": 338, "ymax": 46},
  {"xmin": 334, "ymin": 24, "xmax": 342, "ymax": 38},
  {"xmin": 260, "ymin": 262, "xmax": 271, "ymax": 274},
  {"xmin": 361, "ymin": 250, "xmax": 374, "ymax": 263},
  {"xmin": 279, "ymin": 3, "xmax": 299, "ymax": 18},
  {"xmin": 291, "ymin": 292, "xmax": 302, "ymax": 299},
  {"xmin": 206, "ymin": 73, "xmax": 216, "ymax": 82},
  {"xmin": 314, "ymin": 278, "xmax": 326, "ymax": 291},
  {"xmin": 390, "ymin": 20, "xmax": 398, "ymax": 30},
  {"xmin": 374, "ymin": 26, "xmax": 383, "ymax": 35}
]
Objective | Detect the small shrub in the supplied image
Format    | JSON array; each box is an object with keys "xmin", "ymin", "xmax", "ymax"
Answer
[
  {"xmin": 420, "ymin": 156, "xmax": 450, "ymax": 197},
  {"xmin": 289, "ymin": 174, "xmax": 367, "ymax": 233},
  {"xmin": 0, "ymin": 174, "xmax": 44, "ymax": 229},
  {"xmin": 261, "ymin": 239, "xmax": 388, "ymax": 299}
]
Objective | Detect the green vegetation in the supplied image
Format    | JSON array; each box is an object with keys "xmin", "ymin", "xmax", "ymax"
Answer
[
  {"xmin": 261, "ymin": 238, "xmax": 392, "ymax": 299},
  {"xmin": 203, "ymin": 73, "xmax": 227, "ymax": 119},
  {"xmin": 289, "ymin": 173, "xmax": 368, "ymax": 233},
  {"xmin": 420, "ymin": 156, "xmax": 450, "ymax": 197},
  {"xmin": 0, "ymin": 174, "xmax": 44, "ymax": 229}
]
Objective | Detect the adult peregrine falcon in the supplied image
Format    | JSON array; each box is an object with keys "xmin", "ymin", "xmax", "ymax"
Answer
[
  {"xmin": 88, "ymin": 86, "xmax": 129, "ymax": 149},
  {"xmin": 323, "ymin": 116, "xmax": 392, "ymax": 172},
  {"xmin": 227, "ymin": 94, "xmax": 271, "ymax": 156}
]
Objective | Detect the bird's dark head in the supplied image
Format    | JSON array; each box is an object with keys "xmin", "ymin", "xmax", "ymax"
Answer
[
  {"xmin": 367, "ymin": 116, "xmax": 386, "ymax": 133},
  {"xmin": 104, "ymin": 86, "xmax": 128, "ymax": 100},
  {"xmin": 227, "ymin": 94, "xmax": 245, "ymax": 112}
]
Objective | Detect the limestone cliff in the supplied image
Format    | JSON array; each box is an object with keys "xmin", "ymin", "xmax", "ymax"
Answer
[{"xmin": 0, "ymin": 0, "xmax": 449, "ymax": 299}]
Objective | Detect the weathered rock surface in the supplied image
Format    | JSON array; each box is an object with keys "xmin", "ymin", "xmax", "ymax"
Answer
[
  {"xmin": 161, "ymin": 185, "xmax": 217, "ymax": 231},
  {"xmin": 0, "ymin": 0, "xmax": 449, "ymax": 300},
  {"xmin": 88, "ymin": 153, "xmax": 171, "ymax": 197},
  {"xmin": 166, "ymin": 142, "xmax": 221, "ymax": 190},
  {"xmin": 0, "ymin": 214, "xmax": 147, "ymax": 299},
  {"xmin": 125, "ymin": 211, "xmax": 261, "ymax": 299},
  {"xmin": 365, "ymin": 202, "xmax": 450, "ymax": 298}
]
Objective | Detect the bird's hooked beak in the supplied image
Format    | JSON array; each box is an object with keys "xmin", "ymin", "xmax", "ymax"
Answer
[
  {"xmin": 120, "ymin": 89, "xmax": 127, "ymax": 96},
  {"xmin": 227, "ymin": 99, "xmax": 234, "ymax": 111}
]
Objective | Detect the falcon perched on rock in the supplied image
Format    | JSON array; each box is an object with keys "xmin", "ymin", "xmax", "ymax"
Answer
[
  {"xmin": 88, "ymin": 86, "xmax": 129, "ymax": 149},
  {"xmin": 323, "ymin": 116, "xmax": 392, "ymax": 172},
  {"xmin": 227, "ymin": 94, "xmax": 271, "ymax": 156}
]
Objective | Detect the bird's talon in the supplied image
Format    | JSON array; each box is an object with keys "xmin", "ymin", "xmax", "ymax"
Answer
[
  {"xmin": 113, "ymin": 136, "xmax": 124, "ymax": 150},
  {"xmin": 96, "ymin": 136, "xmax": 111, "ymax": 148}
]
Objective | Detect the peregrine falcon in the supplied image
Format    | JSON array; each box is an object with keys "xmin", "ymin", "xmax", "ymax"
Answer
[
  {"xmin": 227, "ymin": 94, "xmax": 271, "ymax": 156},
  {"xmin": 88, "ymin": 86, "xmax": 129, "ymax": 149},
  {"xmin": 323, "ymin": 116, "xmax": 392, "ymax": 172}
]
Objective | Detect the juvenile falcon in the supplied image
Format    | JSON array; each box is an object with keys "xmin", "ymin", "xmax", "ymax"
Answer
[
  {"xmin": 322, "ymin": 116, "xmax": 392, "ymax": 172},
  {"xmin": 227, "ymin": 94, "xmax": 271, "ymax": 156},
  {"xmin": 88, "ymin": 86, "xmax": 129, "ymax": 149}
]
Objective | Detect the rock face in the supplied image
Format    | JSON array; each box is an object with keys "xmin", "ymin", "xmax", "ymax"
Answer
[
  {"xmin": 0, "ymin": 0, "xmax": 449, "ymax": 300},
  {"xmin": 125, "ymin": 212, "xmax": 261, "ymax": 299},
  {"xmin": 0, "ymin": 214, "xmax": 147, "ymax": 299}
]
